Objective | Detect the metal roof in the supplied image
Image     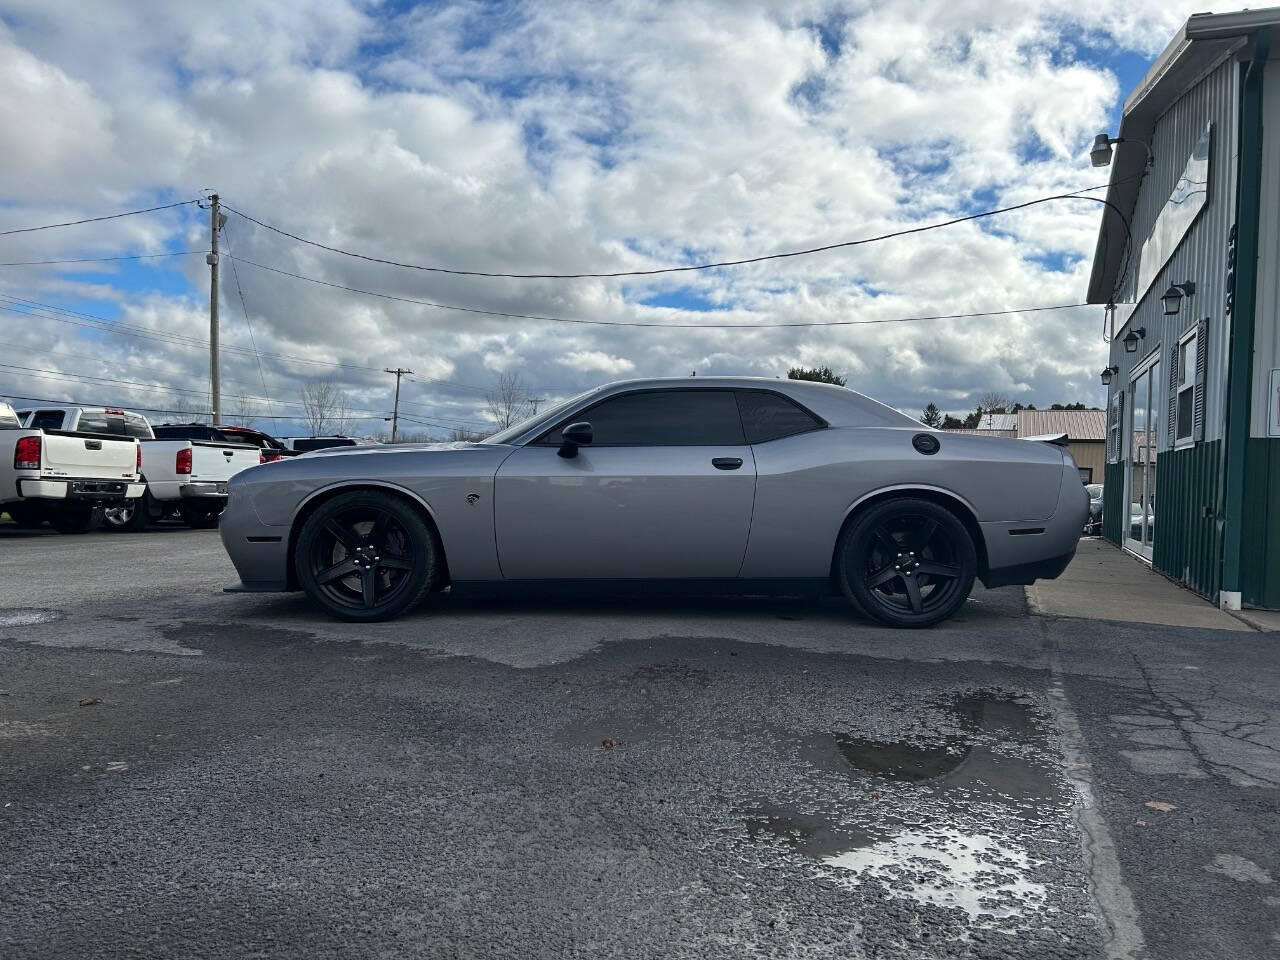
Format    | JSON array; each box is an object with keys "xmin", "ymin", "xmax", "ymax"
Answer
[
  {"xmin": 1087, "ymin": 6, "xmax": 1280, "ymax": 303},
  {"xmin": 975, "ymin": 412, "xmax": 1018, "ymax": 431},
  {"xmin": 1017, "ymin": 409, "xmax": 1107, "ymax": 441}
]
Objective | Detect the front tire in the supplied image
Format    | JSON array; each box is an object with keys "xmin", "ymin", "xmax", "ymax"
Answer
[
  {"xmin": 836, "ymin": 498, "xmax": 976, "ymax": 628},
  {"xmin": 295, "ymin": 491, "xmax": 440, "ymax": 622}
]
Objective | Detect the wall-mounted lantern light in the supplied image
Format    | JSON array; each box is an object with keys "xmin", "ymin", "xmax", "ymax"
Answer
[
  {"xmin": 1123, "ymin": 327, "xmax": 1146, "ymax": 353},
  {"xmin": 1161, "ymin": 281, "xmax": 1197, "ymax": 316},
  {"xmin": 1100, "ymin": 366, "xmax": 1118, "ymax": 386},
  {"xmin": 1090, "ymin": 133, "xmax": 1155, "ymax": 168}
]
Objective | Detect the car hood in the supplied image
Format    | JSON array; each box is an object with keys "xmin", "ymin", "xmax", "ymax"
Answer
[{"xmin": 296, "ymin": 441, "xmax": 491, "ymax": 458}]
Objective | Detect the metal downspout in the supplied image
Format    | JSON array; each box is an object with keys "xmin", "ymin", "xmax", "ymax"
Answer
[{"xmin": 1220, "ymin": 27, "xmax": 1271, "ymax": 609}]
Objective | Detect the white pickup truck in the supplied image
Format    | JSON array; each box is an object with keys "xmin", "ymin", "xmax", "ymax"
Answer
[
  {"xmin": 1, "ymin": 400, "xmax": 145, "ymax": 533},
  {"xmin": 13, "ymin": 405, "xmax": 262, "ymax": 531}
]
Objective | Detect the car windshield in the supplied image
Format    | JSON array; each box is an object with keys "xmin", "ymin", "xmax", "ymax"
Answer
[{"xmin": 483, "ymin": 387, "xmax": 601, "ymax": 445}]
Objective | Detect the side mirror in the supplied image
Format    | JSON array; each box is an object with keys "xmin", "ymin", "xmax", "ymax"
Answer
[{"xmin": 557, "ymin": 421, "xmax": 593, "ymax": 459}]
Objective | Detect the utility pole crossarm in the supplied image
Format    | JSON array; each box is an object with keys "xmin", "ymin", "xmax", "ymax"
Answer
[{"xmin": 385, "ymin": 367, "xmax": 413, "ymax": 443}]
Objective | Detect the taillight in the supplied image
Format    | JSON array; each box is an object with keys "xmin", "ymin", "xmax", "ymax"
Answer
[
  {"xmin": 136, "ymin": 444, "xmax": 142, "ymax": 473},
  {"xmin": 176, "ymin": 448, "xmax": 192, "ymax": 475},
  {"xmin": 259, "ymin": 450, "xmax": 266, "ymax": 464},
  {"xmin": 14, "ymin": 435, "xmax": 40, "ymax": 471}
]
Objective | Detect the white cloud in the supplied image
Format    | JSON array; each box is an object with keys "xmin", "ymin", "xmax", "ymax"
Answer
[{"xmin": 0, "ymin": 0, "xmax": 1210, "ymax": 433}]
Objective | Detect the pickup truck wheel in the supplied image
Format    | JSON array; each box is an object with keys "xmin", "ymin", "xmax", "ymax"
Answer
[
  {"xmin": 103, "ymin": 494, "xmax": 152, "ymax": 532},
  {"xmin": 296, "ymin": 491, "xmax": 439, "ymax": 622},
  {"xmin": 836, "ymin": 498, "xmax": 976, "ymax": 628},
  {"xmin": 179, "ymin": 503, "xmax": 222, "ymax": 529},
  {"xmin": 5, "ymin": 503, "xmax": 46, "ymax": 529},
  {"xmin": 49, "ymin": 505, "xmax": 104, "ymax": 535}
]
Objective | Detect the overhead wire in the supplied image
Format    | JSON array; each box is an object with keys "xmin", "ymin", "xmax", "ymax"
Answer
[
  {"xmin": 0, "ymin": 250, "xmax": 204, "ymax": 267},
  {"xmin": 220, "ymin": 185, "xmax": 1132, "ymax": 280},
  {"xmin": 0, "ymin": 199, "xmax": 199, "ymax": 237},
  {"xmin": 221, "ymin": 219, "xmax": 282, "ymax": 433}
]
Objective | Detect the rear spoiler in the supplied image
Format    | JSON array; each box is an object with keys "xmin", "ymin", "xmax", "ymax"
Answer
[{"xmin": 1021, "ymin": 432, "xmax": 1070, "ymax": 447}]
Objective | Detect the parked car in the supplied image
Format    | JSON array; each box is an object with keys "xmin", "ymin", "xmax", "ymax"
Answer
[
  {"xmin": 153, "ymin": 423, "xmax": 294, "ymax": 461},
  {"xmin": 13, "ymin": 406, "xmax": 262, "ymax": 531},
  {"xmin": 1085, "ymin": 483, "xmax": 1103, "ymax": 534},
  {"xmin": 281, "ymin": 436, "xmax": 360, "ymax": 453},
  {"xmin": 1, "ymin": 400, "xmax": 144, "ymax": 533},
  {"xmin": 220, "ymin": 377, "xmax": 1088, "ymax": 627}
]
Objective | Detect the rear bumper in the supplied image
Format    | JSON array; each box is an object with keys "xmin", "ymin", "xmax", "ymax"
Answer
[
  {"xmin": 17, "ymin": 479, "xmax": 145, "ymax": 503},
  {"xmin": 979, "ymin": 465, "xmax": 1087, "ymax": 588},
  {"xmin": 179, "ymin": 481, "xmax": 229, "ymax": 499}
]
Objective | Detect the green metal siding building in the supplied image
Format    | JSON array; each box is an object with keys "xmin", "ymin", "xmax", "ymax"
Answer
[{"xmin": 1088, "ymin": 8, "xmax": 1280, "ymax": 611}]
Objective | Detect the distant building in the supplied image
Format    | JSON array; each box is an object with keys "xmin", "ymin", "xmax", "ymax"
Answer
[
  {"xmin": 943, "ymin": 410, "xmax": 1106, "ymax": 483},
  {"xmin": 1087, "ymin": 8, "xmax": 1280, "ymax": 611}
]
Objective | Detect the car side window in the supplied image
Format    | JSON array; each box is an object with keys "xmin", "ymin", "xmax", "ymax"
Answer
[
  {"xmin": 735, "ymin": 391, "xmax": 824, "ymax": 443},
  {"xmin": 539, "ymin": 390, "xmax": 746, "ymax": 446}
]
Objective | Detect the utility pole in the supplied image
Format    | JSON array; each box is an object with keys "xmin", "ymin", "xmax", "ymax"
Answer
[
  {"xmin": 206, "ymin": 194, "xmax": 222, "ymax": 425},
  {"xmin": 385, "ymin": 367, "xmax": 413, "ymax": 442},
  {"xmin": 528, "ymin": 396, "xmax": 548, "ymax": 416}
]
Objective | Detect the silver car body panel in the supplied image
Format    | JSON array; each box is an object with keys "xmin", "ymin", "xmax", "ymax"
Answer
[{"xmin": 219, "ymin": 377, "xmax": 1087, "ymax": 592}]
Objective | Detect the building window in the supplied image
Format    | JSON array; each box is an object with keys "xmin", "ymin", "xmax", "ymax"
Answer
[
  {"xmin": 1107, "ymin": 390, "xmax": 1124, "ymax": 462},
  {"xmin": 1078, "ymin": 467, "xmax": 1094, "ymax": 483},
  {"xmin": 1175, "ymin": 328, "xmax": 1197, "ymax": 445}
]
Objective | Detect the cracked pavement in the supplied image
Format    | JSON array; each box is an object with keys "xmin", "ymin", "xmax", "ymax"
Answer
[{"xmin": 2, "ymin": 525, "xmax": 1279, "ymax": 958}]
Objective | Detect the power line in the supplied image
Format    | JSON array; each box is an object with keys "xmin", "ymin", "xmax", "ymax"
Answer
[
  {"xmin": 2, "ymin": 393, "xmax": 216, "ymax": 418},
  {"xmin": 222, "ymin": 185, "xmax": 1128, "ymax": 280},
  {"xmin": 0, "ymin": 250, "xmax": 204, "ymax": 267},
  {"xmin": 221, "ymin": 220, "xmax": 281, "ymax": 432},
  {"xmin": 0, "ymin": 199, "xmax": 199, "ymax": 237},
  {"xmin": 225, "ymin": 253, "xmax": 1090, "ymax": 328}
]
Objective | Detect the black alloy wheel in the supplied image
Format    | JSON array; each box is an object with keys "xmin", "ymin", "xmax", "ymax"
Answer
[
  {"xmin": 295, "ymin": 491, "xmax": 439, "ymax": 622},
  {"xmin": 838, "ymin": 498, "xmax": 976, "ymax": 628}
]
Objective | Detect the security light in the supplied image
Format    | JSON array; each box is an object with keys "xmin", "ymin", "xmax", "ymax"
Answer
[
  {"xmin": 1100, "ymin": 366, "xmax": 1118, "ymax": 386},
  {"xmin": 1161, "ymin": 281, "xmax": 1196, "ymax": 316},
  {"xmin": 1090, "ymin": 134, "xmax": 1114, "ymax": 167},
  {"xmin": 1123, "ymin": 328, "xmax": 1145, "ymax": 353}
]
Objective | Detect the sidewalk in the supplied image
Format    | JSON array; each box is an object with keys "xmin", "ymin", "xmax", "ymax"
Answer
[{"xmin": 1027, "ymin": 538, "xmax": 1253, "ymax": 631}]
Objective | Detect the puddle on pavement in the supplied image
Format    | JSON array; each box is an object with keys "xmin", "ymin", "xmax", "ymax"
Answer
[
  {"xmin": 0, "ymin": 607, "xmax": 64, "ymax": 627},
  {"xmin": 746, "ymin": 693, "xmax": 1063, "ymax": 927}
]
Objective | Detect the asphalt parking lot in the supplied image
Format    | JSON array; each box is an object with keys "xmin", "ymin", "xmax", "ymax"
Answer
[{"xmin": 2, "ymin": 525, "xmax": 1279, "ymax": 959}]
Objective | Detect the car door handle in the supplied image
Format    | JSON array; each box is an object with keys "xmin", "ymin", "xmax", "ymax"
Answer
[{"xmin": 712, "ymin": 457, "xmax": 743, "ymax": 470}]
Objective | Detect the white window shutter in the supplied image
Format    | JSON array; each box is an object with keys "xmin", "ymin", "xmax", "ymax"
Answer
[{"xmin": 1193, "ymin": 318, "xmax": 1208, "ymax": 442}]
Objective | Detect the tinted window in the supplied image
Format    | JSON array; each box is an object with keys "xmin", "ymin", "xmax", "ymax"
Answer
[
  {"xmin": 735, "ymin": 391, "xmax": 823, "ymax": 443},
  {"xmin": 153, "ymin": 425, "xmax": 211, "ymax": 440},
  {"xmin": 77, "ymin": 414, "xmax": 111, "ymax": 434},
  {"xmin": 540, "ymin": 390, "xmax": 745, "ymax": 446},
  {"xmin": 294, "ymin": 438, "xmax": 356, "ymax": 452},
  {"xmin": 123, "ymin": 415, "xmax": 152, "ymax": 439},
  {"xmin": 29, "ymin": 410, "xmax": 66, "ymax": 431}
]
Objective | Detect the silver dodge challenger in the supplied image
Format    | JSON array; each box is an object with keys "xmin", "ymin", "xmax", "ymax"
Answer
[{"xmin": 220, "ymin": 377, "xmax": 1086, "ymax": 627}]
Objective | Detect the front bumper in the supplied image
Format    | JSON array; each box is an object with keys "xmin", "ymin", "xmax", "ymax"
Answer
[
  {"xmin": 18, "ymin": 479, "xmax": 146, "ymax": 503},
  {"xmin": 219, "ymin": 486, "xmax": 292, "ymax": 592}
]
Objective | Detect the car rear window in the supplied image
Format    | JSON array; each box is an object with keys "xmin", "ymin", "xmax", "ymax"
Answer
[
  {"xmin": 123, "ymin": 415, "xmax": 152, "ymax": 439},
  {"xmin": 539, "ymin": 390, "xmax": 746, "ymax": 446},
  {"xmin": 29, "ymin": 410, "xmax": 67, "ymax": 431},
  {"xmin": 294, "ymin": 438, "xmax": 356, "ymax": 452},
  {"xmin": 735, "ymin": 391, "xmax": 824, "ymax": 443}
]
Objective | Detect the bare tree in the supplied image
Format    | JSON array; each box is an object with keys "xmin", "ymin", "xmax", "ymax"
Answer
[
  {"xmin": 229, "ymin": 392, "xmax": 261, "ymax": 428},
  {"xmin": 168, "ymin": 393, "xmax": 210, "ymax": 425},
  {"xmin": 976, "ymin": 391, "xmax": 1013, "ymax": 414},
  {"xmin": 486, "ymin": 371, "xmax": 533, "ymax": 431},
  {"xmin": 299, "ymin": 378, "xmax": 354, "ymax": 436},
  {"xmin": 449, "ymin": 425, "xmax": 490, "ymax": 442}
]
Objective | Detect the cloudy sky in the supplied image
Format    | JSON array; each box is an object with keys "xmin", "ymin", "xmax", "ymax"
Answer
[{"xmin": 0, "ymin": 0, "xmax": 1201, "ymax": 436}]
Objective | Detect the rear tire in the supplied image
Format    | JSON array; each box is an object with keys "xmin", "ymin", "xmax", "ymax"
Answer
[
  {"xmin": 180, "ymin": 502, "xmax": 222, "ymax": 529},
  {"xmin": 836, "ymin": 498, "xmax": 976, "ymax": 628},
  {"xmin": 296, "ymin": 491, "xmax": 439, "ymax": 622},
  {"xmin": 103, "ymin": 493, "xmax": 153, "ymax": 532},
  {"xmin": 5, "ymin": 503, "xmax": 46, "ymax": 529},
  {"xmin": 49, "ymin": 505, "xmax": 104, "ymax": 535}
]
